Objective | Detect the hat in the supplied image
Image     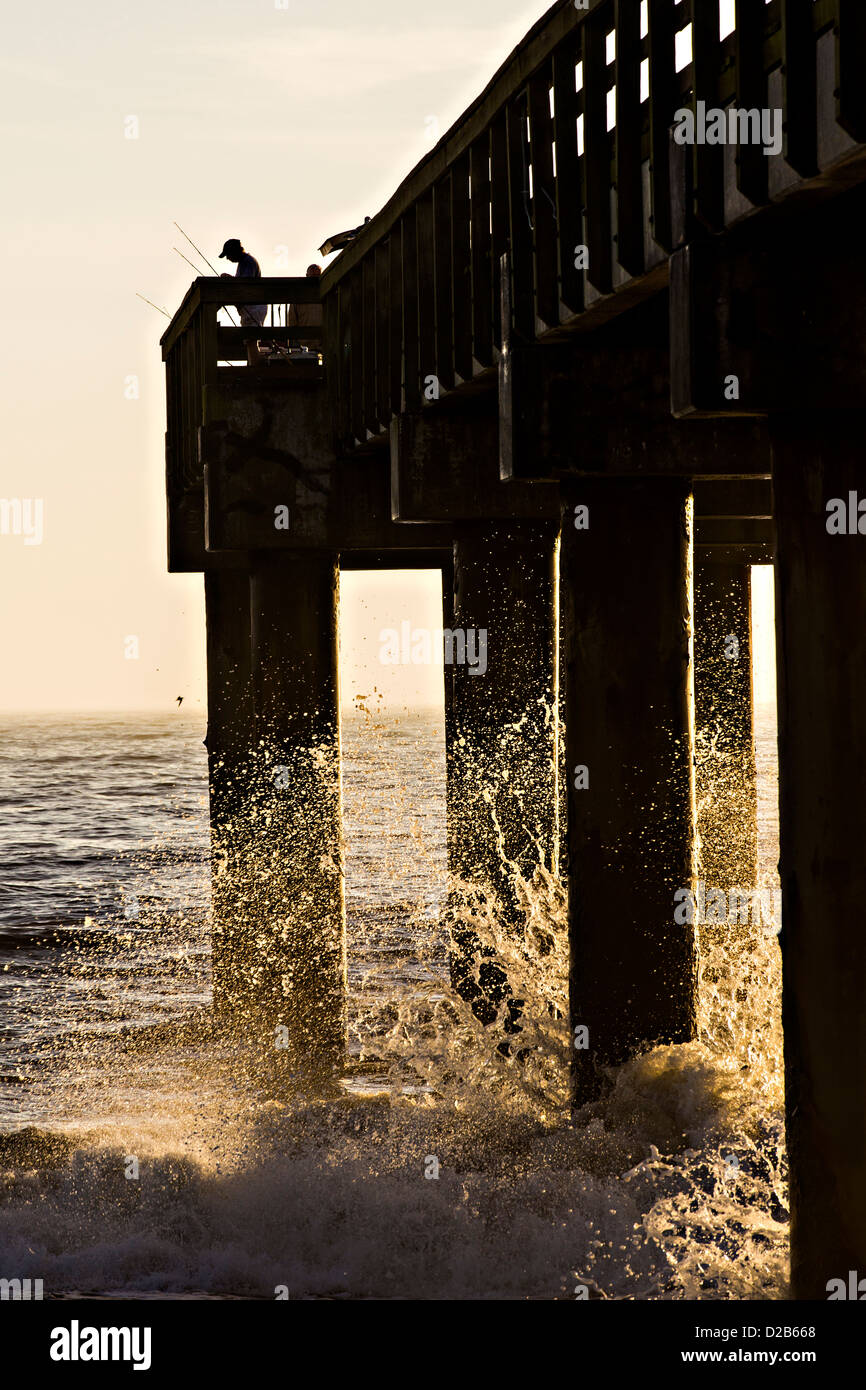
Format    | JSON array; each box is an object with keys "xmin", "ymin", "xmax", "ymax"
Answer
[{"xmin": 219, "ymin": 238, "xmax": 243, "ymax": 258}]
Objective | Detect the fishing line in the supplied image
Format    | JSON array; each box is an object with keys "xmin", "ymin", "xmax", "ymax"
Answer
[{"xmin": 136, "ymin": 292, "xmax": 171, "ymax": 318}]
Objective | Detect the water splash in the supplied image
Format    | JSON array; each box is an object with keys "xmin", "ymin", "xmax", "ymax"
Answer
[{"xmin": 0, "ymin": 709, "xmax": 787, "ymax": 1299}]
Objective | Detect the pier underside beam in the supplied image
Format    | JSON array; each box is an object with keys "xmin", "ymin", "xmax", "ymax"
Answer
[
  {"xmin": 391, "ymin": 405, "xmax": 558, "ymax": 522},
  {"xmin": 500, "ymin": 295, "xmax": 772, "ymax": 483},
  {"xmin": 771, "ymin": 411, "xmax": 866, "ymax": 1299},
  {"xmin": 560, "ymin": 477, "xmax": 698, "ymax": 1091},
  {"xmin": 444, "ymin": 521, "xmax": 559, "ymax": 1029},
  {"xmin": 244, "ymin": 550, "xmax": 347, "ymax": 1073}
]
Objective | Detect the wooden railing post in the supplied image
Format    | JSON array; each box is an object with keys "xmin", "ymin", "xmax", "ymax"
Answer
[
  {"xmin": 528, "ymin": 61, "xmax": 559, "ymax": 331},
  {"xmin": 582, "ymin": 3, "xmax": 614, "ymax": 295},
  {"xmin": 469, "ymin": 133, "xmax": 494, "ymax": 369},
  {"xmin": 691, "ymin": 0, "xmax": 725, "ymax": 231},
  {"xmin": 552, "ymin": 32, "xmax": 585, "ymax": 316},
  {"xmin": 615, "ymin": 0, "xmax": 646, "ymax": 276}
]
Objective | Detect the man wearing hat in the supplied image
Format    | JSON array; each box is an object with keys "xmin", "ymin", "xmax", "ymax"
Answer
[{"xmin": 219, "ymin": 238, "xmax": 267, "ymax": 363}]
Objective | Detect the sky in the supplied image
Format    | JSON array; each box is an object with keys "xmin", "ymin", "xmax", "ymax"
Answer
[{"xmin": 0, "ymin": 0, "xmax": 772, "ymax": 713}]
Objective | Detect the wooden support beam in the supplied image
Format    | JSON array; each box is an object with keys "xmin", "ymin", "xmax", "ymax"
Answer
[
  {"xmin": 693, "ymin": 478, "xmax": 774, "ymax": 518},
  {"xmin": 561, "ymin": 477, "xmax": 698, "ymax": 1089},
  {"xmin": 694, "ymin": 563, "xmax": 758, "ymax": 896},
  {"xmin": 771, "ymin": 409, "xmax": 866, "ymax": 1298},
  {"xmin": 615, "ymin": 0, "xmax": 646, "ymax": 276},
  {"xmin": 501, "ymin": 298, "xmax": 773, "ymax": 480},
  {"xmin": 672, "ymin": 189, "xmax": 866, "ymax": 418},
  {"xmin": 670, "ymin": 237, "xmax": 774, "ymax": 418},
  {"xmin": 391, "ymin": 406, "xmax": 559, "ymax": 523},
  {"xmin": 248, "ymin": 551, "xmax": 347, "ymax": 1075},
  {"xmin": 339, "ymin": 548, "xmax": 451, "ymax": 571}
]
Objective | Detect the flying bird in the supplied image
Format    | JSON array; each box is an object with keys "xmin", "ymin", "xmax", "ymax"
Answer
[{"xmin": 176, "ymin": 696, "xmax": 183, "ymax": 707}]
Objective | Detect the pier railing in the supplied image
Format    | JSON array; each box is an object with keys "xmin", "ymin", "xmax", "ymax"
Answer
[
  {"xmin": 321, "ymin": 0, "xmax": 860, "ymax": 451},
  {"xmin": 161, "ymin": 277, "xmax": 322, "ymax": 495}
]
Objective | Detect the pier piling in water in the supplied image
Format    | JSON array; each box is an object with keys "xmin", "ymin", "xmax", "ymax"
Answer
[
  {"xmin": 248, "ymin": 551, "xmax": 347, "ymax": 1072},
  {"xmin": 772, "ymin": 412, "xmax": 866, "ymax": 1300},
  {"xmin": 559, "ymin": 478, "xmax": 698, "ymax": 1087},
  {"xmin": 445, "ymin": 521, "xmax": 559, "ymax": 1026},
  {"xmin": 204, "ymin": 570, "xmax": 256, "ymax": 1021}
]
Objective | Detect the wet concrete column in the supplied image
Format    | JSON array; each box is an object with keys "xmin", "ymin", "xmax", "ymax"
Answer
[
  {"xmin": 771, "ymin": 412, "xmax": 866, "ymax": 1299},
  {"xmin": 559, "ymin": 479, "xmax": 698, "ymax": 1094},
  {"xmin": 693, "ymin": 563, "xmax": 758, "ymax": 893},
  {"xmin": 444, "ymin": 522, "xmax": 560, "ymax": 1028},
  {"xmin": 246, "ymin": 550, "xmax": 347, "ymax": 1074},
  {"xmin": 204, "ymin": 569, "xmax": 256, "ymax": 1020}
]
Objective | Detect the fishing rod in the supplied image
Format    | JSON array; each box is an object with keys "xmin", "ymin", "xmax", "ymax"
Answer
[
  {"xmin": 171, "ymin": 226, "xmax": 241, "ymax": 329},
  {"xmin": 172, "ymin": 245, "xmax": 206, "ymax": 277},
  {"xmin": 173, "ymin": 221, "xmax": 220, "ymax": 276},
  {"xmin": 168, "ymin": 248, "xmax": 239, "ymax": 365},
  {"xmin": 175, "ymin": 220, "xmax": 253, "ymax": 326},
  {"xmin": 136, "ymin": 292, "xmax": 171, "ymax": 318}
]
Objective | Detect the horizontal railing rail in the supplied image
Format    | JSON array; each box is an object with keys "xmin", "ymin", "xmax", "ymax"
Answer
[
  {"xmin": 320, "ymin": 0, "xmax": 856, "ymax": 451},
  {"xmin": 161, "ymin": 277, "xmax": 322, "ymax": 358}
]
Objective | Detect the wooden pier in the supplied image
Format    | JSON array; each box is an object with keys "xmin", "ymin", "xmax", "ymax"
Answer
[{"xmin": 162, "ymin": 0, "xmax": 866, "ymax": 1298}]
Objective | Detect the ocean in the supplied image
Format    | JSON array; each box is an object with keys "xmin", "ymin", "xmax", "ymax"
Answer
[{"xmin": 0, "ymin": 706, "xmax": 786, "ymax": 1300}]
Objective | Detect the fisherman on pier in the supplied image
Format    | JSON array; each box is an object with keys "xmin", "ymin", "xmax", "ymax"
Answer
[{"xmin": 219, "ymin": 237, "xmax": 267, "ymax": 364}]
